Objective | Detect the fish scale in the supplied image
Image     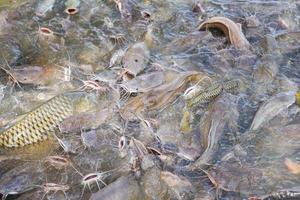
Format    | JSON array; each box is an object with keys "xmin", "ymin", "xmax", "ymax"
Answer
[
  {"xmin": 188, "ymin": 79, "xmax": 239, "ymax": 106},
  {"xmin": 188, "ymin": 84, "xmax": 223, "ymax": 106},
  {"xmin": 0, "ymin": 93, "xmax": 74, "ymax": 148},
  {"xmin": 223, "ymin": 79, "xmax": 239, "ymax": 92}
]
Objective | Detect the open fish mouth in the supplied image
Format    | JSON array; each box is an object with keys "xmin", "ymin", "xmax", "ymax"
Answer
[{"xmin": 65, "ymin": 7, "xmax": 78, "ymax": 15}]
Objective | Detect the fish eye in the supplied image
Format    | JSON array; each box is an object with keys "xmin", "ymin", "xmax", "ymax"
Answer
[{"xmin": 119, "ymin": 136, "xmax": 127, "ymax": 149}]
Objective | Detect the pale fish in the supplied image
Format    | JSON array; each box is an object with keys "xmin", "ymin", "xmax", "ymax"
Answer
[
  {"xmin": 250, "ymin": 91, "xmax": 296, "ymax": 131},
  {"xmin": 194, "ymin": 94, "xmax": 239, "ymax": 168},
  {"xmin": 35, "ymin": 0, "xmax": 56, "ymax": 17},
  {"xmin": 65, "ymin": 0, "xmax": 80, "ymax": 15}
]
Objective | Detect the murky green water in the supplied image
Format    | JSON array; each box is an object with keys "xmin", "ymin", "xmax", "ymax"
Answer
[{"xmin": 0, "ymin": 0, "xmax": 299, "ymax": 199}]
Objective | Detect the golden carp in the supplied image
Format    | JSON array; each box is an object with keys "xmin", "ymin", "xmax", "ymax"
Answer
[{"xmin": 0, "ymin": 91, "xmax": 85, "ymax": 148}]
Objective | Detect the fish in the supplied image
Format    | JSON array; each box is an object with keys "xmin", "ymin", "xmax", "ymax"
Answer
[
  {"xmin": 0, "ymin": 162, "xmax": 43, "ymax": 199},
  {"xmin": 162, "ymin": 31, "xmax": 209, "ymax": 54},
  {"xmin": 113, "ymin": 0, "xmax": 133, "ymax": 21},
  {"xmin": 0, "ymin": 11, "xmax": 12, "ymax": 36},
  {"xmin": 35, "ymin": 0, "xmax": 56, "ymax": 17},
  {"xmin": 257, "ymin": 188, "xmax": 300, "ymax": 200},
  {"xmin": 121, "ymin": 71, "xmax": 203, "ymax": 119},
  {"xmin": 119, "ymin": 71, "xmax": 177, "ymax": 94},
  {"xmin": 250, "ymin": 91, "xmax": 296, "ymax": 131},
  {"xmin": 188, "ymin": 83, "xmax": 222, "ymax": 106},
  {"xmin": 160, "ymin": 171, "xmax": 194, "ymax": 199},
  {"xmin": 90, "ymin": 176, "xmax": 143, "ymax": 200},
  {"xmin": 193, "ymin": 94, "xmax": 239, "ymax": 168},
  {"xmin": 0, "ymin": 91, "xmax": 85, "ymax": 148},
  {"xmin": 198, "ymin": 17, "xmax": 251, "ymax": 50},
  {"xmin": 10, "ymin": 65, "xmax": 59, "ymax": 86},
  {"xmin": 222, "ymin": 79, "xmax": 239, "ymax": 92},
  {"xmin": 65, "ymin": 0, "xmax": 80, "ymax": 15},
  {"xmin": 187, "ymin": 79, "xmax": 239, "ymax": 107},
  {"xmin": 59, "ymin": 108, "xmax": 112, "ymax": 133},
  {"xmin": 122, "ymin": 42, "xmax": 150, "ymax": 77},
  {"xmin": 284, "ymin": 158, "xmax": 300, "ymax": 175}
]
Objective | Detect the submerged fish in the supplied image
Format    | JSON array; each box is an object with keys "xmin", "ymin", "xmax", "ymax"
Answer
[
  {"xmin": 121, "ymin": 71, "xmax": 204, "ymax": 119},
  {"xmin": 113, "ymin": 0, "xmax": 133, "ymax": 21},
  {"xmin": 0, "ymin": 91, "xmax": 84, "ymax": 148},
  {"xmin": 187, "ymin": 79, "xmax": 239, "ymax": 107},
  {"xmin": 59, "ymin": 108, "xmax": 112, "ymax": 133},
  {"xmin": 257, "ymin": 187, "xmax": 300, "ymax": 200},
  {"xmin": 0, "ymin": 162, "xmax": 43, "ymax": 199},
  {"xmin": 122, "ymin": 42, "xmax": 150, "ymax": 77},
  {"xmin": 65, "ymin": 0, "xmax": 80, "ymax": 15},
  {"xmin": 188, "ymin": 83, "xmax": 222, "ymax": 106},
  {"xmin": 198, "ymin": 17, "xmax": 251, "ymax": 50},
  {"xmin": 90, "ymin": 176, "xmax": 143, "ymax": 200},
  {"xmin": 194, "ymin": 94, "xmax": 239, "ymax": 168},
  {"xmin": 250, "ymin": 91, "xmax": 296, "ymax": 131},
  {"xmin": 35, "ymin": 0, "xmax": 56, "ymax": 17},
  {"xmin": 10, "ymin": 65, "xmax": 59, "ymax": 86}
]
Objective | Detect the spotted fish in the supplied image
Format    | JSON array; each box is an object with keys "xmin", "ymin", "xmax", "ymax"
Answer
[
  {"xmin": 223, "ymin": 79, "xmax": 239, "ymax": 92},
  {"xmin": 0, "ymin": 91, "xmax": 84, "ymax": 148},
  {"xmin": 187, "ymin": 79, "xmax": 239, "ymax": 106}
]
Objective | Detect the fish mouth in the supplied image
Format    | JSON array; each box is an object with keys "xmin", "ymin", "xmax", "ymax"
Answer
[
  {"xmin": 40, "ymin": 27, "xmax": 53, "ymax": 35},
  {"xmin": 35, "ymin": 12, "xmax": 46, "ymax": 17},
  {"xmin": 65, "ymin": 7, "xmax": 78, "ymax": 15}
]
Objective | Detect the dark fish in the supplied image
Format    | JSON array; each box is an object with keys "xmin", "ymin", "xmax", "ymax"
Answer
[{"xmin": 0, "ymin": 163, "xmax": 43, "ymax": 199}]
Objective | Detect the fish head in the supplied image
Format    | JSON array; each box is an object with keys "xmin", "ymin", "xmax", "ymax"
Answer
[{"xmin": 10, "ymin": 66, "xmax": 44, "ymax": 84}]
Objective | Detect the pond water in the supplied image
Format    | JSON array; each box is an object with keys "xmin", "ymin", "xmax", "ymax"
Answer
[{"xmin": 0, "ymin": 0, "xmax": 299, "ymax": 199}]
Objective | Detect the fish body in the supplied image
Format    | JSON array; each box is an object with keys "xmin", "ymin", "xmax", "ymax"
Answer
[
  {"xmin": 0, "ymin": 92, "xmax": 84, "ymax": 148},
  {"xmin": 250, "ymin": 91, "xmax": 296, "ymax": 131},
  {"xmin": 198, "ymin": 17, "xmax": 250, "ymax": 50},
  {"xmin": 187, "ymin": 79, "xmax": 239, "ymax": 106},
  {"xmin": 122, "ymin": 42, "xmax": 150, "ymax": 77},
  {"xmin": 0, "ymin": 163, "xmax": 43, "ymax": 198},
  {"xmin": 187, "ymin": 83, "xmax": 222, "ymax": 107},
  {"xmin": 194, "ymin": 94, "xmax": 238, "ymax": 168},
  {"xmin": 65, "ymin": 0, "xmax": 80, "ymax": 14},
  {"xmin": 223, "ymin": 79, "xmax": 239, "ymax": 92},
  {"xmin": 35, "ymin": 0, "xmax": 56, "ymax": 17},
  {"xmin": 10, "ymin": 65, "xmax": 59, "ymax": 86},
  {"xmin": 120, "ymin": 71, "xmax": 203, "ymax": 119},
  {"xmin": 65, "ymin": 0, "xmax": 80, "ymax": 8},
  {"xmin": 114, "ymin": 0, "xmax": 133, "ymax": 21},
  {"xmin": 260, "ymin": 190, "xmax": 300, "ymax": 200},
  {"xmin": 90, "ymin": 176, "xmax": 142, "ymax": 200}
]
